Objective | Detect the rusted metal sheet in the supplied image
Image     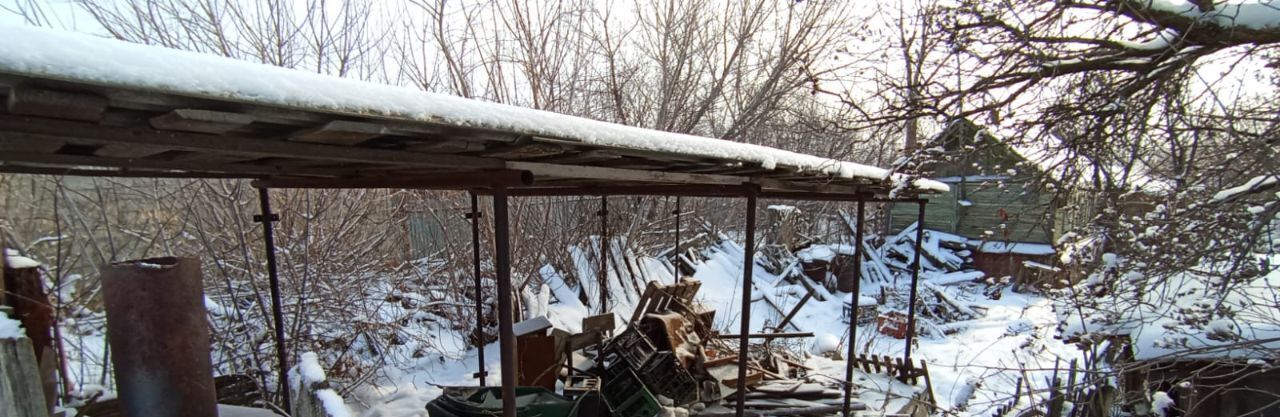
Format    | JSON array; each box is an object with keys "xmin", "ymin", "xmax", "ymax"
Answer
[
  {"xmin": 516, "ymin": 334, "xmax": 560, "ymax": 390},
  {"xmin": 101, "ymin": 257, "xmax": 217, "ymax": 417}
]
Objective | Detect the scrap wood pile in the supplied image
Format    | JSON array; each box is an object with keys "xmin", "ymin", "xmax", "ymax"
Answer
[
  {"xmin": 787, "ymin": 222, "xmax": 993, "ymax": 337},
  {"xmin": 596, "ymin": 279, "xmax": 851, "ymax": 417},
  {"xmin": 427, "ymin": 279, "xmax": 859, "ymax": 417}
]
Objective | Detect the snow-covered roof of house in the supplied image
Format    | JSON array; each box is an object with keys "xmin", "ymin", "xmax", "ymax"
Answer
[{"xmin": 0, "ymin": 22, "xmax": 946, "ymax": 196}]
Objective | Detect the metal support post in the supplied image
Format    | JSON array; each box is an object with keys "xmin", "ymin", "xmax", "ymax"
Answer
[
  {"xmin": 843, "ymin": 198, "xmax": 865, "ymax": 417},
  {"xmin": 734, "ymin": 189, "xmax": 758, "ymax": 417},
  {"xmin": 491, "ymin": 189, "xmax": 518, "ymax": 417},
  {"xmin": 674, "ymin": 196, "xmax": 682, "ymax": 273},
  {"xmin": 903, "ymin": 200, "xmax": 926, "ymax": 374},
  {"xmin": 467, "ymin": 191, "xmax": 487, "ymax": 386},
  {"xmin": 599, "ymin": 196, "xmax": 609, "ymax": 310},
  {"xmin": 255, "ymin": 187, "xmax": 291, "ymax": 413}
]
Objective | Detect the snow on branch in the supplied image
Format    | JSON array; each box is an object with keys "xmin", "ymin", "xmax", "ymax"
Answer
[{"xmin": 1213, "ymin": 174, "xmax": 1279, "ymax": 202}]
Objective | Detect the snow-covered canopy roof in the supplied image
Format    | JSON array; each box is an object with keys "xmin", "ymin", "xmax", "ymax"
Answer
[{"xmin": 0, "ymin": 23, "xmax": 946, "ymax": 196}]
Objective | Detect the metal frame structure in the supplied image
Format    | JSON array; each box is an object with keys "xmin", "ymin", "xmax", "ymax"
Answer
[{"xmin": 0, "ymin": 33, "xmax": 940, "ymax": 416}]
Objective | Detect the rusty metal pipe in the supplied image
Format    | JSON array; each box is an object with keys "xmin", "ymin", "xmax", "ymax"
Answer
[
  {"xmin": 843, "ymin": 198, "xmax": 865, "ymax": 417},
  {"xmin": 903, "ymin": 201, "xmax": 926, "ymax": 373},
  {"xmin": 491, "ymin": 190, "xmax": 518, "ymax": 417},
  {"xmin": 469, "ymin": 191, "xmax": 487, "ymax": 386},
  {"xmin": 599, "ymin": 196, "xmax": 610, "ymax": 310},
  {"xmin": 256, "ymin": 187, "xmax": 291, "ymax": 411},
  {"xmin": 101, "ymin": 257, "xmax": 217, "ymax": 417},
  {"xmin": 735, "ymin": 189, "xmax": 758, "ymax": 417}
]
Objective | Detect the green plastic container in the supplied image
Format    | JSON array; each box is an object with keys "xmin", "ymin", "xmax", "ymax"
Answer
[
  {"xmin": 426, "ymin": 386, "xmax": 579, "ymax": 417},
  {"xmin": 601, "ymin": 370, "xmax": 661, "ymax": 417}
]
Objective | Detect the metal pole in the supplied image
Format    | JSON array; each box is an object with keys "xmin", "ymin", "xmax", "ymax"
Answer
[
  {"xmin": 491, "ymin": 189, "xmax": 518, "ymax": 417},
  {"xmin": 843, "ymin": 198, "xmax": 865, "ymax": 417},
  {"xmin": 468, "ymin": 192, "xmax": 487, "ymax": 386},
  {"xmin": 735, "ymin": 189, "xmax": 758, "ymax": 417},
  {"xmin": 256, "ymin": 187, "xmax": 291, "ymax": 412},
  {"xmin": 903, "ymin": 200, "xmax": 926, "ymax": 374},
  {"xmin": 674, "ymin": 196, "xmax": 682, "ymax": 274},
  {"xmin": 599, "ymin": 196, "xmax": 609, "ymax": 310}
]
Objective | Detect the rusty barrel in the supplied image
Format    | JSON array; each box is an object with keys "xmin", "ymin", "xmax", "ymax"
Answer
[{"xmin": 102, "ymin": 257, "xmax": 217, "ymax": 417}]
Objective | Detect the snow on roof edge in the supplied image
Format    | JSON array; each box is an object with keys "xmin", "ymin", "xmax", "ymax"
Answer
[{"xmin": 0, "ymin": 22, "xmax": 947, "ymax": 193}]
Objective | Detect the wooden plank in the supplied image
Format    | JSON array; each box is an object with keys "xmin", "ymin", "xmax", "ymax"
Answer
[
  {"xmin": 404, "ymin": 139, "xmax": 485, "ymax": 153},
  {"xmin": 537, "ymin": 149, "xmax": 622, "ymax": 164},
  {"xmin": 507, "ymin": 161, "xmax": 747, "ymax": 186},
  {"xmin": 6, "ymin": 86, "xmax": 107, "ymax": 122},
  {"xmin": 0, "ymin": 150, "xmax": 351, "ymax": 177},
  {"xmin": 149, "ymin": 109, "xmax": 255, "ymax": 134},
  {"xmin": 0, "ymin": 116, "xmax": 503, "ymax": 170},
  {"xmin": 289, "ymin": 120, "xmax": 389, "ymax": 145},
  {"xmin": 92, "ymin": 143, "xmax": 172, "ymax": 158},
  {"xmin": 0, "ymin": 136, "xmax": 63, "ymax": 153},
  {"xmin": 478, "ymin": 142, "xmax": 567, "ymax": 159},
  {"xmin": 0, "ymin": 337, "xmax": 52, "ymax": 417}
]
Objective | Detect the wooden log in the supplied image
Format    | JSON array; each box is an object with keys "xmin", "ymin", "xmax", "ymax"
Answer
[
  {"xmin": 291, "ymin": 355, "xmax": 349, "ymax": 417},
  {"xmin": 0, "ymin": 336, "xmax": 51, "ymax": 417}
]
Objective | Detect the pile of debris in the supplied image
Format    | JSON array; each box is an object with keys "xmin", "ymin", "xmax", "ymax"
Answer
[
  {"xmin": 791, "ymin": 223, "xmax": 996, "ymax": 338},
  {"xmin": 427, "ymin": 279, "xmax": 858, "ymax": 417}
]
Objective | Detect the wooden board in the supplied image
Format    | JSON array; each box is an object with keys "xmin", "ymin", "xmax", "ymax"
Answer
[{"xmin": 0, "ymin": 337, "xmax": 51, "ymax": 417}]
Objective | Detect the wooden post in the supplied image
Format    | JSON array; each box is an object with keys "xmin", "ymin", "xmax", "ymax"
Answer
[
  {"xmin": 1, "ymin": 333, "xmax": 51, "ymax": 417},
  {"xmin": 102, "ymin": 257, "xmax": 218, "ymax": 417},
  {"xmin": 3, "ymin": 257, "xmax": 56, "ymax": 412}
]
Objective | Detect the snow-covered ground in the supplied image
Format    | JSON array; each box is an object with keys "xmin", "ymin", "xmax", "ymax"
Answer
[
  {"xmin": 345, "ymin": 238, "xmax": 1080, "ymax": 417},
  {"xmin": 39, "ymin": 234, "xmax": 1081, "ymax": 417}
]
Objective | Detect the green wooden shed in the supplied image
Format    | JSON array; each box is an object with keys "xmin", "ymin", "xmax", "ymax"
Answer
[{"xmin": 891, "ymin": 120, "xmax": 1056, "ymax": 244}]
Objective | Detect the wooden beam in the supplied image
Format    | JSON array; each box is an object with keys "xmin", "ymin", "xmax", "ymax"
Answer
[
  {"xmin": 289, "ymin": 120, "xmax": 389, "ymax": 145},
  {"xmin": 404, "ymin": 139, "xmax": 486, "ymax": 153},
  {"xmin": 0, "ymin": 165, "xmax": 260, "ymax": 179},
  {"xmin": 486, "ymin": 184, "xmax": 757, "ymax": 197},
  {"xmin": 536, "ymin": 149, "xmax": 622, "ymax": 164},
  {"xmin": 0, "ymin": 136, "xmax": 64, "ymax": 153},
  {"xmin": 478, "ymin": 142, "xmax": 567, "ymax": 159},
  {"xmin": 507, "ymin": 161, "xmax": 747, "ymax": 186},
  {"xmin": 6, "ymin": 86, "xmax": 107, "ymax": 122},
  {"xmin": 752, "ymin": 177, "xmax": 866, "ymax": 195},
  {"xmin": 0, "ymin": 115, "xmax": 504, "ymax": 170},
  {"xmin": 251, "ymin": 170, "xmax": 534, "ymax": 189},
  {"xmin": 0, "ymin": 150, "xmax": 348, "ymax": 178},
  {"xmin": 92, "ymin": 143, "xmax": 172, "ymax": 158},
  {"xmin": 149, "ymin": 109, "xmax": 255, "ymax": 134}
]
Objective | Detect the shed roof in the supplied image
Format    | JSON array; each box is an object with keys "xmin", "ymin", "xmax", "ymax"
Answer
[{"xmin": 0, "ymin": 23, "xmax": 945, "ymax": 196}]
